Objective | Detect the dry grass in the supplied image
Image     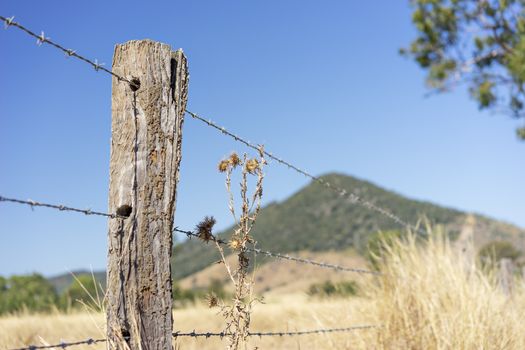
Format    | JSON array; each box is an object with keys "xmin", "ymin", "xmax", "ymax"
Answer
[
  {"xmin": 2, "ymin": 232, "xmax": 525, "ymax": 349},
  {"xmin": 0, "ymin": 298, "xmax": 369, "ymax": 350},
  {"xmin": 358, "ymin": 232, "xmax": 525, "ymax": 349},
  {"xmin": 179, "ymin": 249, "xmax": 368, "ymax": 294}
]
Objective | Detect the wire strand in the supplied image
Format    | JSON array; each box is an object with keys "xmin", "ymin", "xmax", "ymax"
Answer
[
  {"xmin": 9, "ymin": 325, "xmax": 379, "ymax": 350},
  {"xmin": 0, "ymin": 15, "xmax": 138, "ymax": 89},
  {"xmin": 185, "ymin": 110, "xmax": 428, "ymax": 236},
  {"xmin": 7, "ymin": 338, "xmax": 106, "ymax": 350},
  {"xmin": 0, "ymin": 14, "xmax": 425, "ymax": 236},
  {"xmin": 0, "ymin": 195, "xmax": 122, "ymax": 219},
  {"xmin": 174, "ymin": 228, "xmax": 379, "ymax": 275}
]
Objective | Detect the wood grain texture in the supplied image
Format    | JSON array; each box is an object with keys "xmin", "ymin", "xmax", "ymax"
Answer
[{"xmin": 107, "ymin": 40, "xmax": 188, "ymax": 350}]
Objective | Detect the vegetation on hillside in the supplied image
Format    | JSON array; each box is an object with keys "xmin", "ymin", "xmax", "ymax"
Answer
[
  {"xmin": 307, "ymin": 280, "xmax": 359, "ymax": 298},
  {"xmin": 478, "ymin": 239, "xmax": 523, "ymax": 268},
  {"xmin": 0, "ymin": 273, "xmax": 104, "ymax": 315},
  {"xmin": 0, "ymin": 271, "xmax": 228, "ymax": 315},
  {"xmin": 0, "ymin": 274, "xmax": 58, "ymax": 314},
  {"xmin": 172, "ymin": 173, "xmax": 466, "ymax": 279}
]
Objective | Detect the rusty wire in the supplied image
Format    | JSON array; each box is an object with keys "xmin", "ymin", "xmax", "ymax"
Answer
[
  {"xmin": 0, "ymin": 15, "xmax": 425, "ymax": 236},
  {"xmin": 7, "ymin": 338, "xmax": 106, "ymax": 350},
  {"xmin": 0, "ymin": 195, "xmax": 123, "ymax": 219},
  {"xmin": 185, "ymin": 110, "xmax": 427, "ymax": 236},
  {"xmin": 174, "ymin": 228, "xmax": 379, "ymax": 275},
  {"xmin": 9, "ymin": 325, "xmax": 379, "ymax": 350},
  {"xmin": 0, "ymin": 197, "xmax": 377, "ymax": 275},
  {"xmin": 0, "ymin": 15, "xmax": 138, "ymax": 89}
]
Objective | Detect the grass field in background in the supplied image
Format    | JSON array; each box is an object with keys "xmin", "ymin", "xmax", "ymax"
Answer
[{"xmin": 2, "ymin": 233, "xmax": 524, "ymax": 349}]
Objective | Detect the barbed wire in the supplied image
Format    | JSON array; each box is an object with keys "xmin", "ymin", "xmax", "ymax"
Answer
[
  {"xmin": 0, "ymin": 15, "xmax": 426, "ymax": 237},
  {"xmin": 248, "ymin": 325, "xmax": 380, "ymax": 337},
  {"xmin": 175, "ymin": 227, "xmax": 227, "ymax": 244},
  {"xmin": 0, "ymin": 195, "xmax": 123, "ymax": 219},
  {"xmin": 10, "ymin": 325, "xmax": 379, "ymax": 350},
  {"xmin": 0, "ymin": 15, "xmax": 138, "ymax": 89},
  {"xmin": 174, "ymin": 228, "xmax": 379, "ymax": 275},
  {"xmin": 0, "ymin": 14, "xmax": 427, "ymax": 237},
  {"xmin": 8, "ymin": 337, "xmax": 106, "ymax": 350},
  {"xmin": 185, "ymin": 110, "xmax": 428, "ymax": 236},
  {"xmin": 248, "ymin": 246, "xmax": 380, "ymax": 275},
  {"xmin": 0, "ymin": 197, "xmax": 376, "ymax": 275},
  {"xmin": 174, "ymin": 325, "xmax": 380, "ymax": 337}
]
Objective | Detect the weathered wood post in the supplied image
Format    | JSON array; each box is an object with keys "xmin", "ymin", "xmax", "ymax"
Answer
[
  {"xmin": 498, "ymin": 258, "xmax": 514, "ymax": 298},
  {"xmin": 106, "ymin": 40, "xmax": 189, "ymax": 349}
]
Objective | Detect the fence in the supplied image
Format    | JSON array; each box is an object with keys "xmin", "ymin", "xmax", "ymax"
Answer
[{"xmin": 0, "ymin": 15, "xmax": 433, "ymax": 349}]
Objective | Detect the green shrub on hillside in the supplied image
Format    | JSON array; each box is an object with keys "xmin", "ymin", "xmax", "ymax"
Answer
[
  {"xmin": 478, "ymin": 240, "xmax": 522, "ymax": 268},
  {"xmin": 307, "ymin": 280, "xmax": 358, "ymax": 298},
  {"xmin": 0, "ymin": 274, "xmax": 58, "ymax": 314}
]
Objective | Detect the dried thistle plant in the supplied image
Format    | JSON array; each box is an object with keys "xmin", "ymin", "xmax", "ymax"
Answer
[
  {"xmin": 195, "ymin": 216, "xmax": 217, "ymax": 243},
  {"xmin": 205, "ymin": 292, "xmax": 219, "ymax": 308},
  {"xmin": 215, "ymin": 147, "xmax": 266, "ymax": 350}
]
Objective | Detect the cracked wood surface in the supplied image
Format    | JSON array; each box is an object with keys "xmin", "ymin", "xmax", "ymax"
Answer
[{"xmin": 107, "ymin": 40, "xmax": 188, "ymax": 350}]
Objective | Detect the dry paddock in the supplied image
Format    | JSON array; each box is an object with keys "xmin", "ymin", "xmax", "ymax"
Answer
[{"xmin": 0, "ymin": 296, "xmax": 375, "ymax": 350}]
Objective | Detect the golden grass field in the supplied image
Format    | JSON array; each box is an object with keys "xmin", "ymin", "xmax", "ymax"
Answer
[{"xmin": 2, "ymin": 233, "xmax": 525, "ymax": 349}]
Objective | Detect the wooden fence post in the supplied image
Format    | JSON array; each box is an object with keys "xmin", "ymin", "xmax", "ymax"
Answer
[
  {"xmin": 498, "ymin": 258, "xmax": 514, "ymax": 298},
  {"xmin": 106, "ymin": 40, "xmax": 189, "ymax": 349}
]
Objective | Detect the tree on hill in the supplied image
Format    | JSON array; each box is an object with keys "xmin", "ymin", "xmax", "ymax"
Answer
[
  {"xmin": 403, "ymin": 0, "xmax": 525, "ymax": 139},
  {"xmin": 0, "ymin": 274, "xmax": 58, "ymax": 314}
]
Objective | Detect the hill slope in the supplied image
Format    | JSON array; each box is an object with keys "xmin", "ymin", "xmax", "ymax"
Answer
[
  {"xmin": 172, "ymin": 173, "xmax": 524, "ymax": 279},
  {"xmin": 49, "ymin": 173, "xmax": 524, "ymax": 291}
]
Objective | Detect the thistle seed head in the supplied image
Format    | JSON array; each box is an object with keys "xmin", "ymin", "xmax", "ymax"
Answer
[
  {"xmin": 245, "ymin": 158, "xmax": 259, "ymax": 174},
  {"xmin": 218, "ymin": 159, "xmax": 230, "ymax": 173},
  {"xmin": 195, "ymin": 216, "xmax": 216, "ymax": 242},
  {"xmin": 229, "ymin": 152, "xmax": 241, "ymax": 167},
  {"xmin": 205, "ymin": 293, "xmax": 219, "ymax": 308},
  {"xmin": 228, "ymin": 238, "xmax": 242, "ymax": 251}
]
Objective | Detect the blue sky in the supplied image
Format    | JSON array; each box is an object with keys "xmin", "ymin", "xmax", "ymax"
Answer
[{"xmin": 1, "ymin": 1, "xmax": 523, "ymax": 277}]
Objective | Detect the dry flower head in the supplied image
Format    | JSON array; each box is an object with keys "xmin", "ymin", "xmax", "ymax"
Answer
[
  {"xmin": 228, "ymin": 238, "xmax": 242, "ymax": 251},
  {"xmin": 229, "ymin": 152, "xmax": 241, "ymax": 167},
  {"xmin": 245, "ymin": 158, "xmax": 259, "ymax": 174},
  {"xmin": 205, "ymin": 293, "xmax": 219, "ymax": 308},
  {"xmin": 195, "ymin": 216, "xmax": 216, "ymax": 242},
  {"xmin": 218, "ymin": 159, "xmax": 230, "ymax": 173}
]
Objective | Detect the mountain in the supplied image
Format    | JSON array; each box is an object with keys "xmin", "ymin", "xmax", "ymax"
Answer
[
  {"xmin": 48, "ymin": 172, "xmax": 524, "ymax": 290},
  {"xmin": 171, "ymin": 173, "xmax": 525, "ymax": 280}
]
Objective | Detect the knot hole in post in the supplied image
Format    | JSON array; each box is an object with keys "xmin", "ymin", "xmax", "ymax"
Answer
[
  {"xmin": 129, "ymin": 78, "xmax": 141, "ymax": 92},
  {"xmin": 116, "ymin": 204, "xmax": 133, "ymax": 218},
  {"xmin": 121, "ymin": 328, "xmax": 131, "ymax": 343}
]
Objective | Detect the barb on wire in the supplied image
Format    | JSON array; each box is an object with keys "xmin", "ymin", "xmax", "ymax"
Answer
[
  {"xmin": 173, "ymin": 331, "xmax": 230, "ymax": 338},
  {"xmin": 10, "ymin": 325, "xmax": 379, "ymax": 349},
  {"xmin": 247, "ymin": 325, "xmax": 380, "ymax": 337},
  {"xmin": 174, "ymin": 227, "xmax": 226, "ymax": 244},
  {"xmin": 185, "ymin": 110, "xmax": 427, "ymax": 236},
  {"xmin": 0, "ymin": 195, "xmax": 122, "ymax": 219},
  {"xmin": 174, "ymin": 228, "xmax": 378, "ymax": 275},
  {"xmin": 247, "ymin": 246, "xmax": 380, "ymax": 275},
  {"xmin": 173, "ymin": 325, "xmax": 380, "ymax": 338},
  {"xmin": 8, "ymin": 337, "xmax": 106, "ymax": 350},
  {"xmin": 0, "ymin": 15, "xmax": 138, "ymax": 89}
]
